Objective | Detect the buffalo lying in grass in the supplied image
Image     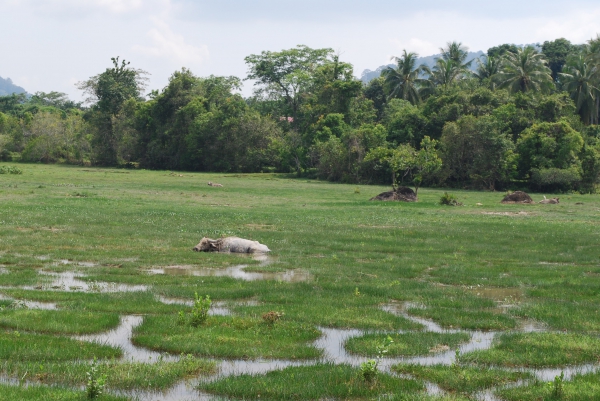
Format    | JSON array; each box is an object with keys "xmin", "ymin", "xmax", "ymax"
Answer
[
  {"xmin": 193, "ymin": 237, "xmax": 271, "ymax": 253},
  {"xmin": 539, "ymin": 197, "xmax": 559, "ymax": 204}
]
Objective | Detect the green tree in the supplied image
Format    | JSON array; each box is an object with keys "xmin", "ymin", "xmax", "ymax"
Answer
[
  {"xmin": 383, "ymin": 99, "xmax": 429, "ymax": 147},
  {"xmin": 516, "ymin": 120, "xmax": 584, "ymax": 189},
  {"xmin": 542, "ymin": 38, "xmax": 577, "ymax": 82},
  {"xmin": 440, "ymin": 41, "xmax": 473, "ymax": 70},
  {"xmin": 424, "ymin": 58, "xmax": 462, "ymax": 90},
  {"xmin": 364, "ymin": 136, "xmax": 441, "ymax": 195},
  {"xmin": 496, "ymin": 46, "xmax": 554, "ymax": 93},
  {"xmin": 473, "ymin": 55, "xmax": 501, "ymax": 88},
  {"xmin": 244, "ymin": 45, "xmax": 333, "ymax": 121},
  {"xmin": 381, "ymin": 50, "xmax": 428, "ymax": 104},
  {"xmin": 559, "ymin": 55, "xmax": 599, "ymax": 125},
  {"xmin": 440, "ymin": 115, "xmax": 515, "ymax": 190},
  {"xmin": 78, "ymin": 57, "xmax": 148, "ymax": 165},
  {"xmin": 487, "ymin": 44, "xmax": 519, "ymax": 58}
]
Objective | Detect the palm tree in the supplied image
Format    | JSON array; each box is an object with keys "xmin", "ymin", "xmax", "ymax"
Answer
[
  {"xmin": 440, "ymin": 41, "xmax": 473, "ymax": 70},
  {"xmin": 473, "ymin": 55, "xmax": 501, "ymax": 82},
  {"xmin": 559, "ymin": 55, "xmax": 599, "ymax": 124},
  {"xmin": 381, "ymin": 50, "xmax": 429, "ymax": 104},
  {"xmin": 586, "ymin": 35, "xmax": 600, "ymax": 123},
  {"xmin": 423, "ymin": 58, "xmax": 462, "ymax": 90},
  {"xmin": 496, "ymin": 46, "xmax": 554, "ymax": 93}
]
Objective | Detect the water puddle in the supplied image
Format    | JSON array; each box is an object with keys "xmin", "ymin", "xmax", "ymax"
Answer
[
  {"xmin": 73, "ymin": 315, "xmax": 178, "ymax": 363},
  {"xmin": 0, "ymin": 293, "xmax": 58, "ymax": 310},
  {"xmin": 23, "ymin": 271, "xmax": 148, "ymax": 293},
  {"xmin": 155, "ymin": 297, "xmax": 261, "ymax": 316},
  {"xmin": 147, "ymin": 265, "xmax": 311, "ymax": 283},
  {"xmin": 2, "ymin": 296, "xmax": 598, "ymax": 401}
]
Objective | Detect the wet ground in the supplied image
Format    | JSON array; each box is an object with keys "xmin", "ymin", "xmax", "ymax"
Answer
[{"xmin": 1, "ymin": 256, "xmax": 599, "ymax": 400}]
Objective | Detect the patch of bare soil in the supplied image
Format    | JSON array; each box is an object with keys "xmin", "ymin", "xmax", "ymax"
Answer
[
  {"xmin": 245, "ymin": 224, "xmax": 275, "ymax": 230},
  {"xmin": 482, "ymin": 211, "xmax": 531, "ymax": 216},
  {"xmin": 370, "ymin": 186, "xmax": 417, "ymax": 202},
  {"xmin": 429, "ymin": 344, "xmax": 450, "ymax": 353},
  {"xmin": 501, "ymin": 191, "xmax": 533, "ymax": 204}
]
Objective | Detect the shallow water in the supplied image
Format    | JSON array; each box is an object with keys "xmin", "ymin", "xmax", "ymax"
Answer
[
  {"xmin": 25, "ymin": 271, "xmax": 148, "ymax": 293},
  {"xmin": 73, "ymin": 315, "xmax": 178, "ymax": 363},
  {"xmin": 0, "ymin": 293, "xmax": 58, "ymax": 310},
  {"xmin": 147, "ymin": 264, "xmax": 311, "ymax": 283},
  {"xmin": 2, "ymin": 279, "xmax": 598, "ymax": 401}
]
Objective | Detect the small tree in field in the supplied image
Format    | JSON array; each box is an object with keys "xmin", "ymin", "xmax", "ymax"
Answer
[
  {"xmin": 365, "ymin": 136, "xmax": 441, "ymax": 196},
  {"xmin": 412, "ymin": 136, "xmax": 442, "ymax": 196}
]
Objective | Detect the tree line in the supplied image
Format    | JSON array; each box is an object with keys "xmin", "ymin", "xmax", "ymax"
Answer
[{"xmin": 1, "ymin": 38, "xmax": 600, "ymax": 193}]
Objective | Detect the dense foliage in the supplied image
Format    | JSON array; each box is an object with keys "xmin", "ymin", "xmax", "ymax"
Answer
[{"xmin": 2, "ymin": 37, "xmax": 600, "ymax": 192}]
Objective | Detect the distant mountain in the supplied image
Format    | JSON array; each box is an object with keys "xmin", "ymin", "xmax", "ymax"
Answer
[
  {"xmin": 0, "ymin": 76, "xmax": 27, "ymax": 96},
  {"xmin": 361, "ymin": 51, "xmax": 485, "ymax": 83}
]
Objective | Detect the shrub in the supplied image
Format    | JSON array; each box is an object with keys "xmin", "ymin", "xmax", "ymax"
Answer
[
  {"xmin": 360, "ymin": 336, "xmax": 393, "ymax": 384},
  {"xmin": 530, "ymin": 167, "xmax": 581, "ymax": 192},
  {"xmin": 439, "ymin": 192, "xmax": 462, "ymax": 206},
  {"xmin": 0, "ymin": 166, "xmax": 22, "ymax": 174},
  {"xmin": 189, "ymin": 293, "xmax": 211, "ymax": 327},
  {"xmin": 86, "ymin": 358, "xmax": 107, "ymax": 399},
  {"xmin": 262, "ymin": 311, "xmax": 284, "ymax": 324}
]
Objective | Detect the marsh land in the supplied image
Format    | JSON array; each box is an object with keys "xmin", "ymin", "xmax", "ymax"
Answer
[{"xmin": 1, "ymin": 163, "xmax": 599, "ymax": 400}]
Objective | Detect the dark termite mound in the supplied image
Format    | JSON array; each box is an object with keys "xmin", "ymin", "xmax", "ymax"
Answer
[
  {"xmin": 370, "ymin": 186, "xmax": 417, "ymax": 202},
  {"xmin": 501, "ymin": 191, "xmax": 534, "ymax": 204}
]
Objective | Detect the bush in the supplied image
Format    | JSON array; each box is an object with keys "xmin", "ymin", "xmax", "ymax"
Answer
[
  {"xmin": 0, "ymin": 166, "xmax": 22, "ymax": 174},
  {"xmin": 189, "ymin": 293, "xmax": 211, "ymax": 327},
  {"xmin": 439, "ymin": 192, "xmax": 462, "ymax": 206},
  {"xmin": 0, "ymin": 149, "xmax": 11, "ymax": 161},
  {"xmin": 530, "ymin": 167, "xmax": 581, "ymax": 192}
]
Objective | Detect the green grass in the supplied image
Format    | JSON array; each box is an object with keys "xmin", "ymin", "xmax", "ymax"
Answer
[
  {"xmin": 0, "ymin": 384, "xmax": 127, "ymax": 401},
  {"xmin": 1, "ymin": 355, "xmax": 217, "ymax": 391},
  {"xmin": 0, "ymin": 309, "xmax": 119, "ymax": 334},
  {"xmin": 461, "ymin": 332, "xmax": 600, "ymax": 367},
  {"xmin": 2, "ymin": 163, "xmax": 600, "ymax": 396},
  {"xmin": 345, "ymin": 332, "xmax": 470, "ymax": 357},
  {"xmin": 393, "ymin": 364, "xmax": 533, "ymax": 394},
  {"xmin": 199, "ymin": 363, "xmax": 424, "ymax": 400},
  {"xmin": 133, "ymin": 315, "xmax": 322, "ymax": 359},
  {"xmin": 497, "ymin": 371, "xmax": 600, "ymax": 401},
  {"xmin": 0, "ymin": 330, "xmax": 121, "ymax": 361}
]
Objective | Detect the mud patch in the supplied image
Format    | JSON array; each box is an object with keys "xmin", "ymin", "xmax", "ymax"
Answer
[
  {"xmin": 468, "ymin": 287, "xmax": 524, "ymax": 303},
  {"xmin": 244, "ymin": 224, "xmax": 275, "ymax": 230},
  {"xmin": 501, "ymin": 191, "xmax": 533, "ymax": 204},
  {"xmin": 482, "ymin": 211, "xmax": 530, "ymax": 216},
  {"xmin": 370, "ymin": 186, "xmax": 417, "ymax": 202}
]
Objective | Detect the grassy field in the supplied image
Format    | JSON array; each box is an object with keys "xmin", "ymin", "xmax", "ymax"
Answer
[{"xmin": 1, "ymin": 162, "xmax": 599, "ymax": 400}]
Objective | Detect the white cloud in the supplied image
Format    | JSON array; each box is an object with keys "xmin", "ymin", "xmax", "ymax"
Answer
[
  {"xmin": 533, "ymin": 8, "xmax": 600, "ymax": 44},
  {"xmin": 89, "ymin": 0, "xmax": 143, "ymax": 13},
  {"xmin": 388, "ymin": 37, "xmax": 440, "ymax": 59},
  {"xmin": 132, "ymin": 18, "xmax": 209, "ymax": 67}
]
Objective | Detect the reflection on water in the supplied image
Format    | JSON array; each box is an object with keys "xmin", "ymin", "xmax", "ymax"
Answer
[
  {"xmin": 146, "ymin": 255, "xmax": 311, "ymax": 283},
  {"xmin": 73, "ymin": 315, "xmax": 178, "ymax": 363},
  {"xmin": 0, "ymin": 268, "xmax": 599, "ymax": 401},
  {"xmin": 23, "ymin": 271, "xmax": 148, "ymax": 293},
  {"xmin": 0, "ymin": 293, "xmax": 58, "ymax": 310}
]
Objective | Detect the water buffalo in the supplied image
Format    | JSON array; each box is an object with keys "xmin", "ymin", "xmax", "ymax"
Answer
[
  {"xmin": 193, "ymin": 237, "xmax": 271, "ymax": 253},
  {"xmin": 539, "ymin": 197, "xmax": 559, "ymax": 204}
]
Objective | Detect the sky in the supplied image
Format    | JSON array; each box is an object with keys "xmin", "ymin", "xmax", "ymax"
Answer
[{"xmin": 2, "ymin": 0, "xmax": 600, "ymax": 100}]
